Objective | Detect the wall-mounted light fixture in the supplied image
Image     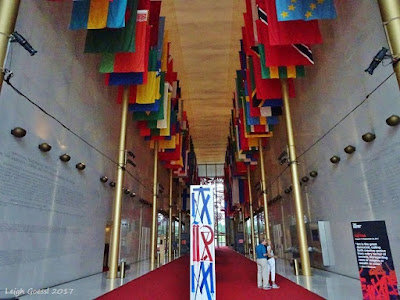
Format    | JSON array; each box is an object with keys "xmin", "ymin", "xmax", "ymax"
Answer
[
  {"xmin": 59, "ymin": 154, "xmax": 71, "ymax": 162},
  {"xmin": 330, "ymin": 156, "xmax": 340, "ymax": 164},
  {"xmin": 11, "ymin": 31, "xmax": 37, "ymax": 56},
  {"xmin": 76, "ymin": 162, "xmax": 86, "ymax": 170},
  {"xmin": 386, "ymin": 115, "xmax": 400, "ymax": 127},
  {"xmin": 100, "ymin": 176, "xmax": 108, "ymax": 183},
  {"xmin": 126, "ymin": 159, "xmax": 136, "ymax": 167},
  {"xmin": 302, "ymin": 176, "xmax": 309, "ymax": 183},
  {"xmin": 11, "ymin": 127, "xmax": 26, "ymax": 138},
  {"xmin": 130, "ymin": 192, "xmax": 136, "ymax": 198},
  {"xmin": 123, "ymin": 188, "xmax": 130, "ymax": 195},
  {"xmin": 309, "ymin": 171, "xmax": 318, "ymax": 178},
  {"xmin": 362, "ymin": 132, "xmax": 376, "ymax": 143},
  {"xmin": 38, "ymin": 143, "xmax": 51, "ymax": 152},
  {"xmin": 344, "ymin": 145, "xmax": 356, "ymax": 154},
  {"xmin": 364, "ymin": 47, "xmax": 390, "ymax": 75},
  {"xmin": 109, "ymin": 181, "xmax": 116, "ymax": 187},
  {"xmin": 278, "ymin": 150, "xmax": 288, "ymax": 165}
]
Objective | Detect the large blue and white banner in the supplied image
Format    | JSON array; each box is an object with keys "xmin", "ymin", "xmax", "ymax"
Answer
[{"xmin": 190, "ymin": 185, "xmax": 216, "ymax": 300}]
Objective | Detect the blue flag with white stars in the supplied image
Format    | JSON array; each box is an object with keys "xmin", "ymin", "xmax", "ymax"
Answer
[{"xmin": 276, "ymin": 0, "xmax": 337, "ymax": 21}]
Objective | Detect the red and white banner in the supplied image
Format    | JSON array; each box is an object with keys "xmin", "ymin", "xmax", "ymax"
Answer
[{"xmin": 190, "ymin": 185, "xmax": 216, "ymax": 300}]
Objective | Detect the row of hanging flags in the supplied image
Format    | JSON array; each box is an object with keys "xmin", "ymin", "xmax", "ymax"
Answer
[
  {"xmin": 48, "ymin": 0, "xmax": 199, "ymax": 191},
  {"xmin": 224, "ymin": 0, "xmax": 337, "ymax": 217}
]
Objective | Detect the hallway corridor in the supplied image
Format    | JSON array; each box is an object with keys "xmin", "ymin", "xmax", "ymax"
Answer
[{"xmin": 17, "ymin": 248, "xmax": 362, "ymax": 300}]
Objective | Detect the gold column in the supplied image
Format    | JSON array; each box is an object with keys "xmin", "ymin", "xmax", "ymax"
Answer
[
  {"xmin": 247, "ymin": 165, "xmax": 256, "ymax": 260},
  {"xmin": 168, "ymin": 169, "xmax": 173, "ymax": 262},
  {"xmin": 108, "ymin": 86, "xmax": 129, "ymax": 279},
  {"xmin": 242, "ymin": 205, "xmax": 247, "ymax": 255},
  {"xmin": 378, "ymin": 0, "xmax": 400, "ymax": 87},
  {"xmin": 0, "ymin": 0, "xmax": 20, "ymax": 93},
  {"xmin": 137, "ymin": 204, "xmax": 143, "ymax": 262},
  {"xmin": 178, "ymin": 184, "xmax": 182, "ymax": 256},
  {"xmin": 150, "ymin": 141, "xmax": 159, "ymax": 270},
  {"xmin": 281, "ymin": 79, "xmax": 311, "ymax": 276},
  {"xmin": 258, "ymin": 138, "xmax": 271, "ymax": 240}
]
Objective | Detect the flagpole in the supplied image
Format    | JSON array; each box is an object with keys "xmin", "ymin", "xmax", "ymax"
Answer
[
  {"xmin": 0, "ymin": 0, "xmax": 20, "ymax": 94},
  {"xmin": 108, "ymin": 86, "xmax": 129, "ymax": 279},
  {"xmin": 258, "ymin": 138, "xmax": 271, "ymax": 240},
  {"xmin": 247, "ymin": 164, "xmax": 256, "ymax": 261},
  {"xmin": 242, "ymin": 203, "xmax": 248, "ymax": 256},
  {"xmin": 280, "ymin": 78, "xmax": 311, "ymax": 276},
  {"xmin": 178, "ymin": 184, "xmax": 182, "ymax": 257},
  {"xmin": 150, "ymin": 140, "xmax": 159, "ymax": 271},
  {"xmin": 168, "ymin": 169, "xmax": 173, "ymax": 262},
  {"xmin": 377, "ymin": 0, "xmax": 400, "ymax": 87}
]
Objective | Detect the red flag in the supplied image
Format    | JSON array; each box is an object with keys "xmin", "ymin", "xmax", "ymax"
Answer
[
  {"xmin": 113, "ymin": 15, "xmax": 149, "ymax": 72},
  {"xmin": 149, "ymin": 1, "xmax": 162, "ymax": 47},
  {"xmin": 263, "ymin": 0, "xmax": 322, "ymax": 46},
  {"xmin": 252, "ymin": 54, "xmax": 296, "ymax": 98},
  {"xmin": 116, "ymin": 85, "xmax": 137, "ymax": 104},
  {"xmin": 138, "ymin": 0, "xmax": 150, "ymax": 9},
  {"xmin": 256, "ymin": 20, "xmax": 314, "ymax": 66}
]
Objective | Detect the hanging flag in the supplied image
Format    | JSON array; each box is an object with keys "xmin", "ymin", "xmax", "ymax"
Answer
[
  {"xmin": 157, "ymin": 17, "xmax": 165, "ymax": 61},
  {"xmin": 261, "ymin": 0, "xmax": 322, "ymax": 46},
  {"xmin": 87, "ymin": 0, "xmax": 109, "ymax": 29},
  {"xmin": 149, "ymin": 1, "xmax": 162, "ymax": 47},
  {"xmin": 100, "ymin": 10, "xmax": 149, "ymax": 73},
  {"xmin": 107, "ymin": 0, "xmax": 128, "ymax": 28},
  {"xmin": 70, "ymin": 0, "xmax": 127, "ymax": 29},
  {"xmin": 255, "ymin": 20, "xmax": 314, "ymax": 66},
  {"xmin": 276, "ymin": 0, "xmax": 337, "ymax": 22},
  {"xmin": 106, "ymin": 72, "xmax": 144, "ymax": 85},
  {"xmin": 84, "ymin": 0, "xmax": 139, "ymax": 53},
  {"xmin": 135, "ymin": 72, "xmax": 161, "ymax": 104}
]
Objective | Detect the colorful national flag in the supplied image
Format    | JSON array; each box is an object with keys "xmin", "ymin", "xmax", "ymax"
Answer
[
  {"xmin": 84, "ymin": 0, "xmax": 139, "ymax": 53},
  {"xmin": 70, "ymin": 0, "xmax": 128, "ymax": 30},
  {"xmin": 261, "ymin": 0, "xmax": 322, "ymax": 46},
  {"xmin": 99, "ymin": 10, "xmax": 149, "ymax": 73},
  {"xmin": 276, "ymin": 0, "xmax": 337, "ymax": 22}
]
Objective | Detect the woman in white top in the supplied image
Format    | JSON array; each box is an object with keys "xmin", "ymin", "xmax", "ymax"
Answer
[{"xmin": 266, "ymin": 239, "xmax": 280, "ymax": 289}]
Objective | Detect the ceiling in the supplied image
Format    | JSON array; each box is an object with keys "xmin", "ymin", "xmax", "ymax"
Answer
[{"xmin": 161, "ymin": 0, "xmax": 246, "ymax": 163}]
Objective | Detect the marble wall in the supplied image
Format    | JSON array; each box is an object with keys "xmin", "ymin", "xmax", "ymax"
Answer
[{"xmin": 0, "ymin": 0, "xmax": 169, "ymax": 292}]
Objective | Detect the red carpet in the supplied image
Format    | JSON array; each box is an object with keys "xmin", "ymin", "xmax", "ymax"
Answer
[{"xmin": 97, "ymin": 247, "xmax": 325, "ymax": 300}]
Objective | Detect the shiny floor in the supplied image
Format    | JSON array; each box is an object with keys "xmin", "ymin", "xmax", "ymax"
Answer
[{"xmin": 14, "ymin": 252, "xmax": 362, "ymax": 300}]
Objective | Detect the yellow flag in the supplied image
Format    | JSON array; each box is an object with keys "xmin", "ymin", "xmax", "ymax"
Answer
[{"xmin": 88, "ymin": 0, "xmax": 109, "ymax": 29}]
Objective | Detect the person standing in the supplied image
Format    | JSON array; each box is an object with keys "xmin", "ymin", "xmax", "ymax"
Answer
[
  {"xmin": 266, "ymin": 239, "xmax": 280, "ymax": 289},
  {"xmin": 255, "ymin": 238, "xmax": 271, "ymax": 290}
]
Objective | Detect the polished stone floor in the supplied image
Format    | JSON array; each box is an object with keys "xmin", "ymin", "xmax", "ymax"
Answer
[{"xmin": 12, "ymin": 251, "xmax": 362, "ymax": 300}]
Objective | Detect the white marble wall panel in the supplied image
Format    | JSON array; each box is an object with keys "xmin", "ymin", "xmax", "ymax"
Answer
[{"xmin": 0, "ymin": 0, "xmax": 166, "ymax": 294}]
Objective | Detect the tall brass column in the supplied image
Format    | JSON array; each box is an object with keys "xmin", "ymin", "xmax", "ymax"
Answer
[
  {"xmin": 108, "ymin": 86, "xmax": 129, "ymax": 279},
  {"xmin": 242, "ymin": 205, "xmax": 247, "ymax": 255},
  {"xmin": 178, "ymin": 184, "xmax": 182, "ymax": 256},
  {"xmin": 378, "ymin": 0, "xmax": 400, "ymax": 87},
  {"xmin": 168, "ymin": 169, "xmax": 173, "ymax": 262},
  {"xmin": 247, "ymin": 165, "xmax": 256, "ymax": 260},
  {"xmin": 150, "ymin": 141, "xmax": 159, "ymax": 270},
  {"xmin": 281, "ymin": 79, "xmax": 311, "ymax": 276},
  {"xmin": 258, "ymin": 138, "xmax": 271, "ymax": 240},
  {"xmin": 137, "ymin": 204, "xmax": 143, "ymax": 262},
  {"xmin": 0, "ymin": 0, "xmax": 20, "ymax": 93}
]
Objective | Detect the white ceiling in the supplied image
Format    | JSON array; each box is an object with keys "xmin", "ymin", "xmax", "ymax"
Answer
[{"xmin": 161, "ymin": 0, "xmax": 246, "ymax": 163}]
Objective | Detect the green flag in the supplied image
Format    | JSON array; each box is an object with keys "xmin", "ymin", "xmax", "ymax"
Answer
[{"xmin": 84, "ymin": 0, "xmax": 138, "ymax": 53}]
